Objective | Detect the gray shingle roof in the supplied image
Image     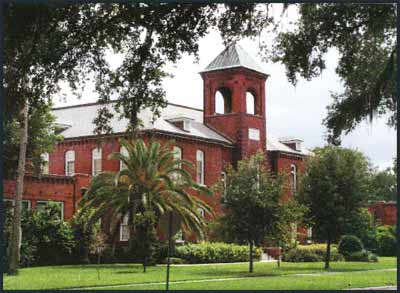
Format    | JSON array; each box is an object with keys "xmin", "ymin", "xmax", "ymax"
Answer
[
  {"xmin": 52, "ymin": 102, "xmax": 233, "ymax": 145},
  {"xmin": 202, "ymin": 43, "xmax": 268, "ymax": 75},
  {"xmin": 266, "ymin": 133, "xmax": 310, "ymax": 156}
]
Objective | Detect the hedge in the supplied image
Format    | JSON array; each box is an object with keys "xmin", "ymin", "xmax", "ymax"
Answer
[
  {"xmin": 282, "ymin": 244, "xmax": 344, "ymax": 262},
  {"xmin": 175, "ymin": 242, "xmax": 262, "ymax": 263}
]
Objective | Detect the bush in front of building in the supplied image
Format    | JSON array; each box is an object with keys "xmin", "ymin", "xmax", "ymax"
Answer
[
  {"xmin": 338, "ymin": 235, "xmax": 364, "ymax": 257},
  {"xmin": 282, "ymin": 244, "xmax": 344, "ymax": 262},
  {"xmin": 175, "ymin": 242, "xmax": 262, "ymax": 264},
  {"xmin": 3, "ymin": 202, "xmax": 76, "ymax": 267},
  {"xmin": 376, "ymin": 226, "xmax": 396, "ymax": 256}
]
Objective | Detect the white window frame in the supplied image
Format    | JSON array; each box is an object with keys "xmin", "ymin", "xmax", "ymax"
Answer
[
  {"xmin": 196, "ymin": 150, "xmax": 205, "ymax": 185},
  {"xmin": 290, "ymin": 164, "xmax": 297, "ymax": 195},
  {"xmin": 92, "ymin": 148, "xmax": 102, "ymax": 176},
  {"xmin": 120, "ymin": 213, "xmax": 129, "ymax": 241},
  {"xmin": 41, "ymin": 152, "xmax": 49, "ymax": 175},
  {"xmin": 36, "ymin": 200, "xmax": 64, "ymax": 220},
  {"xmin": 3, "ymin": 199, "xmax": 31, "ymax": 212},
  {"xmin": 65, "ymin": 150, "xmax": 75, "ymax": 176},
  {"xmin": 120, "ymin": 146, "xmax": 129, "ymax": 171},
  {"xmin": 172, "ymin": 146, "xmax": 183, "ymax": 181}
]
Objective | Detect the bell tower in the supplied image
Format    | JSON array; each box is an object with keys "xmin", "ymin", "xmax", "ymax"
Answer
[{"xmin": 200, "ymin": 43, "xmax": 269, "ymax": 162}]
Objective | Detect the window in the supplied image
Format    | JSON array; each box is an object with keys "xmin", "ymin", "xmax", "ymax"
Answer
[
  {"xmin": 172, "ymin": 146, "xmax": 182, "ymax": 181},
  {"xmin": 41, "ymin": 153, "xmax": 49, "ymax": 175},
  {"xmin": 291, "ymin": 223, "xmax": 297, "ymax": 241},
  {"xmin": 196, "ymin": 150, "xmax": 204, "ymax": 185},
  {"xmin": 92, "ymin": 148, "xmax": 102, "ymax": 176},
  {"xmin": 221, "ymin": 171, "xmax": 227, "ymax": 196},
  {"xmin": 290, "ymin": 164, "xmax": 297, "ymax": 195},
  {"xmin": 120, "ymin": 214, "xmax": 129, "ymax": 241},
  {"xmin": 36, "ymin": 200, "xmax": 64, "ymax": 220},
  {"xmin": 3, "ymin": 199, "xmax": 31, "ymax": 213},
  {"xmin": 65, "ymin": 150, "xmax": 75, "ymax": 176},
  {"xmin": 175, "ymin": 229, "xmax": 184, "ymax": 244},
  {"xmin": 246, "ymin": 91, "xmax": 256, "ymax": 114},
  {"xmin": 173, "ymin": 146, "xmax": 182, "ymax": 167},
  {"xmin": 120, "ymin": 146, "xmax": 129, "ymax": 171},
  {"xmin": 248, "ymin": 128, "xmax": 260, "ymax": 141},
  {"xmin": 306, "ymin": 227, "xmax": 313, "ymax": 243},
  {"xmin": 215, "ymin": 87, "xmax": 232, "ymax": 114}
]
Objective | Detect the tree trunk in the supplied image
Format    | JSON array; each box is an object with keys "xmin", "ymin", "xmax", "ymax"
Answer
[
  {"xmin": 249, "ymin": 240, "xmax": 254, "ymax": 273},
  {"xmin": 325, "ymin": 237, "xmax": 331, "ymax": 269},
  {"xmin": 8, "ymin": 101, "xmax": 29, "ymax": 275}
]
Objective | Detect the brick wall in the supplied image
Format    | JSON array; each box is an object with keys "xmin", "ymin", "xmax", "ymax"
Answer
[{"xmin": 368, "ymin": 201, "xmax": 397, "ymax": 226}]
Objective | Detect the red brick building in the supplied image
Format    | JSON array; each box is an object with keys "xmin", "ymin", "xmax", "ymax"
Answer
[
  {"xmin": 4, "ymin": 44, "xmax": 309, "ymax": 241},
  {"xmin": 368, "ymin": 201, "xmax": 397, "ymax": 226}
]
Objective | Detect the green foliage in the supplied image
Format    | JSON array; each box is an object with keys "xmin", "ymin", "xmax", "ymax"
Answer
[
  {"xmin": 4, "ymin": 202, "xmax": 76, "ymax": 267},
  {"xmin": 175, "ymin": 242, "xmax": 262, "ymax": 264},
  {"xmin": 217, "ymin": 151, "xmax": 294, "ymax": 272},
  {"xmin": 376, "ymin": 226, "xmax": 396, "ymax": 256},
  {"xmin": 346, "ymin": 250, "xmax": 378, "ymax": 262},
  {"xmin": 299, "ymin": 146, "xmax": 370, "ymax": 267},
  {"xmin": 283, "ymin": 245, "xmax": 344, "ymax": 262},
  {"xmin": 79, "ymin": 139, "xmax": 213, "ymax": 244},
  {"xmin": 342, "ymin": 208, "xmax": 376, "ymax": 251},
  {"xmin": 218, "ymin": 152, "xmax": 289, "ymax": 245},
  {"xmin": 367, "ymin": 167, "xmax": 397, "ymax": 202},
  {"xmin": 338, "ymin": 235, "xmax": 364, "ymax": 257},
  {"xmin": 270, "ymin": 4, "xmax": 396, "ymax": 143},
  {"xmin": 3, "ymin": 102, "xmax": 62, "ymax": 177},
  {"xmin": 130, "ymin": 211, "xmax": 158, "ymax": 269}
]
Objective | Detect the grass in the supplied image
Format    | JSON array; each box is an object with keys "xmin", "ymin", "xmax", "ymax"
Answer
[
  {"xmin": 113, "ymin": 270, "xmax": 396, "ymax": 290},
  {"xmin": 3, "ymin": 257, "xmax": 397, "ymax": 290}
]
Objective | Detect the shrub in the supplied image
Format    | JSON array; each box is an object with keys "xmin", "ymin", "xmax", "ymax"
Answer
[
  {"xmin": 175, "ymin": 242, "xmax": 261, "ymax": 264},
  {"xmin": 376, "ymin": 232, "xmax": 396, "ymax": 256},
  {"xmin": 3, "ymin": 203, "xmax": 77, "ymax": 267},
  {"xmin": 282, "ymin": 244, "xmax": 344, "ymax": 262},
  {"xmin": 338, "ymin": 235, "xmax": 363, "ymax": 257},
  {"xmin": 345, "ymin": 250, "xmax": 378, "ymax": 262},
  {"xmin": 374, "ymin": 226, "xmax": 396, "ymax": 256}
]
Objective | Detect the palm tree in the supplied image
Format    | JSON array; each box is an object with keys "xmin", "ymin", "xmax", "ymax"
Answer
[{"xmin": 78, "ymin": 138, "xmax": 213, "ymax": 264}]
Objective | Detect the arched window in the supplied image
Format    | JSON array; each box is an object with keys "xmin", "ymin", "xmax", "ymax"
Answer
[
  {"xmin": 215, "ymin": 87, "xmax": 232, "ymax": 114},
  {"xmin": 221, "ymin": 171, "xmax": 227, "ymax": 196},
  {"xmin": 172, "ymin": 146, "xmax": 182, "ymax": 181},
  {"xmin": 120, "ymin": 146, "xmax": 129, "ymax": 171},
  {"xmin": 246, "ymin": 91, "xmax": 256, "ymax": 115},
  {"xmin": 173, "ymin": 146, "xmax": 182, "ymax": 167},
  {"xmin": 65, "ymin": 150, "xmax": 75, "ymax": 176},
  {"xmin": 196, "ymin": 150, "xmax": 205, "ymax": 185},
  {"xmin": 92, "ymin": 148, "xmax": 102, "ymax": 176},
  {"xmin": 41, "ymin": 152, "xmax": 49, "ymax": 175},
  {"xmin": 290, "ymin": 164, "xmax": 297, "ymax": 195}
]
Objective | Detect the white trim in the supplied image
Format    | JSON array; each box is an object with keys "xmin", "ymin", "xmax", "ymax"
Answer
[
  {"xmin": 65, "ymin": 150, "xmax": 75, "ymax": 176},
  {"xmin": 196, "ymin": 150, "xmax": 205, "ymax": 185},
  {"xmin": 92, "ymin": 147, "xmax": 102, "ymax": 176},
  {"xmin": 120, "ymin": 146, "xmax": 129, "ymax": 171}
]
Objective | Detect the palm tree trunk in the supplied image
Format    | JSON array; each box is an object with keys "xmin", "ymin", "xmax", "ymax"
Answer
[{"xmin": 8, "ymin": 101, "xmax": 29, "ymax": 275}]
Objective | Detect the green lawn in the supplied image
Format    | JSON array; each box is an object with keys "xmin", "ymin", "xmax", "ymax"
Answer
[{"xmin": 3, "ymin": 257, "xmax": 397, "ymax": 290}]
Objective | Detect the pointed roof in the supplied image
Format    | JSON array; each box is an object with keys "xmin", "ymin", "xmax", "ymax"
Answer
[{"xmin": 202, "ymin": 42, "xmax": 268, "ymax": 76}]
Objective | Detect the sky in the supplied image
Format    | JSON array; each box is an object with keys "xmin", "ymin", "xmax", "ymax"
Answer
[{"xmin": 53, "ymin": 6, "xmax": 396, "ymax": 171}]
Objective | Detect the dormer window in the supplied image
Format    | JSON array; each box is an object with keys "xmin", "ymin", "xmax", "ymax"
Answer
[
  {"xmin": 166, "ymin": 115, "xmax": 194, "ymax": 132},
  {"xmin": 279, "ymin": 138, "xmax": 303, "ymax": 151}
]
